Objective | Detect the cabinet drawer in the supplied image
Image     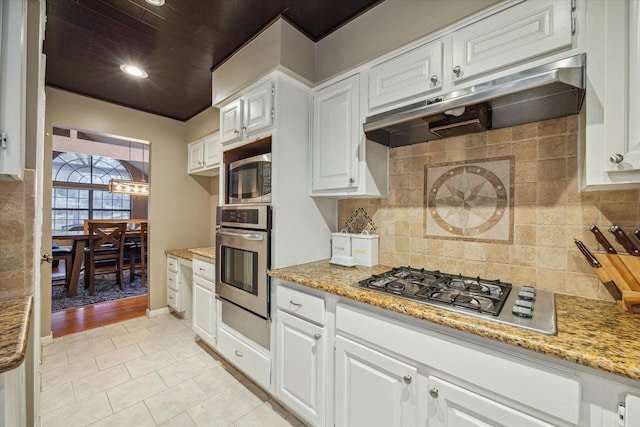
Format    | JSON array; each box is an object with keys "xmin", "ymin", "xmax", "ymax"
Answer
[
  {"xmin": 167, "ymin": 287, "xmax": 181, "ymax": 311},
  {"xmin": 217, "ymin": 327, "xmax": 271, "ymax": 389},
  {"xmin": 167, "ymin": 256, "xmax": 178, "ymax": 272},
  {"xmin": 193, "ymin": 257, "xmax": 215, "ymax": 281},
  {"xmin": 167, "ymin": 269, "xmax": 179, "ymax": 291},
  {"xmin": 277, "ymin": 285, "xmax": 325, "ymax": 325}
]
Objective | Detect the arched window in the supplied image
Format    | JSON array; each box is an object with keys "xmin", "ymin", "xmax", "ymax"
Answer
[{"xmin": 52, "ymin": 152, "xmax": 133, "ymax": 231}]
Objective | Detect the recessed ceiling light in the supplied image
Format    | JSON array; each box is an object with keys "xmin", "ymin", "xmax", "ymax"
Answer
[
  {"xmin": 120, "ymin": 64, "xmax": 148, "ymax": 78},
  {"xmin": 145, "ymin": 0, "xmax": 165, "ymax": 6}
]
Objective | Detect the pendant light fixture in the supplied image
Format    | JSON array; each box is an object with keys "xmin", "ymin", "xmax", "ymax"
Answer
[{"xmin": 109, "ymin": 142, "xmax": 149, "ymax": 196}]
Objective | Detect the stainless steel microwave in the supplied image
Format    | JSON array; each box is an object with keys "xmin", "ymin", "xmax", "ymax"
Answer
[{"xmin": 227, "ymin": 153, "xmax": 271, "ymax": 204}]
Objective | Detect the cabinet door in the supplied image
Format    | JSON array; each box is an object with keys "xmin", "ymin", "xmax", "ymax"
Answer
[
  {"xmin": 451, "ymin": 0, "xmax": 572, "ymax": 83},
  {"xmin": 203, "ymin": 132, "xmax": 220, "ymax": 168},
  {"xmin": 335, "ymin": 335, "xmax": 418, "ymax": 427},
  {"xmin": 192, "ymin": 275, "xmax": 215, "ymax": 347},
  {"xmin": 187, "ymin": 140, "xmax": 204, "ymax": 173},
  {"xmin": 312, "ymin": 75, "xmax": 360, "ymax": 191},
  {"xmin": 276, "ymin": 310, "xmax": 325, "ymax": 426},
  {"xmin": 244, "ymin": 81, "xmax": 274, "ymax": 136},
  {"xmin": 428, "ymin": 376, "xmax": 554, "ymax": 427},
  {"xmin": 602, "ymin": 0, "xmax": 640, "ymax": 177},
  {"xmin": 220, "ymin": 98, "xmax": 243, "ymax": 143},
  {"xmin": 369, "ymin": 40, "xmax": 443, "ymax": 111},
  {"xmin": 0, "ymin": 0, "xmax": 25, "ymax": 179}
]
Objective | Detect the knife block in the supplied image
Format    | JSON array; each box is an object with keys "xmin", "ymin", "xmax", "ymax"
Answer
[{"xmin": 592, "ymin": 253, "xmax": 640, "ymax": 314}]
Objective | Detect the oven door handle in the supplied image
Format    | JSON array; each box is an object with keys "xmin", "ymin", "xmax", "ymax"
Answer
[{"xmin": 216, "ymin": 230, "xmax": 264, "ymax": 241}]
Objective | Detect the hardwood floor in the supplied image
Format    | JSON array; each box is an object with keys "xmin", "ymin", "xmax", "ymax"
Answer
[
  {"xmin": 51, "ymin": 294, "xmax": 148, "ymax": 338},
  {"xmin": 51, "ymin": 259, "xmax": 149, "ymax": 338}
]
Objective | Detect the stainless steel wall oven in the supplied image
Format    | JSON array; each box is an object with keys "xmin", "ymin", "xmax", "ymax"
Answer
[{"xmin": 215, "ymin": 204, "xmax": 271, "ymax": 320}]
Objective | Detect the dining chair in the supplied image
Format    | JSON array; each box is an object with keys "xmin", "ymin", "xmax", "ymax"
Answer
[
  {"xmin": 52, "ymin": 242, "xmax": 73, "ymax": 289},
  {"xmin": 128, "ymin": 221, "xmax": 148, "ymax": 287},
  {"xmin": 84, "ymin": 221, "xmax": 127, "ymax": 295}
]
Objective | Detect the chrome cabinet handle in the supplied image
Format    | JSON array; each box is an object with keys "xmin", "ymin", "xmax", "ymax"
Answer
[
  {"xmin": 610, "ymin": 154, "xmax": 624, "ymax": 163},
  {"xmin": 349, "ymin": 177, "xmax": 355, "ymax": 184},
  {"xmin": 235, "ymin": 350, "xmax": 243, "ymax": 357},
  {"xmin": 403, "ymin": 375, "xmax": 412, "ymax": 384},
  {"xmin": 430, "ymin": 75, "xmax": 438, "ymax": 85},
  {"xmin": 453, "ymin": 66, "xmax": 461, "ymax": 77},
  {"xmin": 234, "ymin": 129, "xmax": 240, "ymax": 135},
  {"xmin": 314, "ymin": 334, "xmax": 321, "ymax": 340},
  {"xmin": 429, "ymin": 387, "xmax": 439, "ymax": 398},
  {"xmin": 289, "ymin": 300, "xmax": 302, "ymax": 307}
]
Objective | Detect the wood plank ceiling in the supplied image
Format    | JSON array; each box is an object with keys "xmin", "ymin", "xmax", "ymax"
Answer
[{"xmin": 44, "ymin": 0, "xmax": 384, "ymax": 121}]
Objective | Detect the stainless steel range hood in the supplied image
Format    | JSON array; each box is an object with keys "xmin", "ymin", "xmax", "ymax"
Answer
[{"xmin": 364, "ymin": 54, "xmax": 586, "ymax": 147}]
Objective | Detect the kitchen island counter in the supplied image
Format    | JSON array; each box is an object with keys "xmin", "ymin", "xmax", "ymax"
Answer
[
  {"xmin": 269, "ymin": 260, "xmax": 640, "ymax": 381},
  {"xmin": 0, "ymin": 295, "xmax": 32, "ymax": 373}
]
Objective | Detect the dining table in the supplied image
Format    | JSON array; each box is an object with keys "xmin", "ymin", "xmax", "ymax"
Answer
[{"xmin": 52, "ymin": 228, "xmax": 145, "ymax": 297}]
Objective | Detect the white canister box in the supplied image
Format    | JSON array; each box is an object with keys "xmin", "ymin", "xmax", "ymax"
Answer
[
  {"xmin": 330, "ymin": 232, "xmax": 355, "ymax": 266},
  {"xmin": 351, "ymin": 233, "xmax": 379, "ymax": 267}
]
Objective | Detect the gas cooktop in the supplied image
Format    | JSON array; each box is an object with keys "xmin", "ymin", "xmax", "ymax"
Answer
[{"xmin": 354, "ymin": 267, "xmax": 556, "ymax": 335}]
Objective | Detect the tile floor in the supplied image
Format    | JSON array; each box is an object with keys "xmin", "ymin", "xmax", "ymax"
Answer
[{"xmin": 39, "ymin": 313, "xmax": 305, "ymax": 426}]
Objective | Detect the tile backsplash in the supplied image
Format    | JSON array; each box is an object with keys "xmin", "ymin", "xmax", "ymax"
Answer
[
  {"xmin": 0, "ymin": 169, "xmax": 35, "ymax": 297},
  {"xmin": 338, "ymin": 116, "xmax": 640, "ymax": 301}
]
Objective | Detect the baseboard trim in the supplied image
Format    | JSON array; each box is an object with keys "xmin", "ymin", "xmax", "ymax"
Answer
[
  {"xmin": 41, "ymin": 333, "xmax": 53, "ymax": 346},
  {"xmin": 146, "ymin": 307, "xmax": 170, "ymax": 318}
]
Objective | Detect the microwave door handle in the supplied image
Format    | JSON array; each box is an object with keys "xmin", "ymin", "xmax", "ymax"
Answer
[{"xmin": 217, "ymin": 230, "xmax": 264, "ymax": 241}]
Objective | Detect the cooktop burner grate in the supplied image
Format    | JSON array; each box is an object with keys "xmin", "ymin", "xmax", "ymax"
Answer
[
  {"xmin": 353, "ymin": 266, "xmax": 557, "ymax": 335},
  {"xmin": 357, "ymin": 267, "xmax": 510, "ymax": 316}
]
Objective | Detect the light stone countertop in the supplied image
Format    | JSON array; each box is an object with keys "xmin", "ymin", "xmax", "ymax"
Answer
[
  {"xmin": 0, "ymin": 295, "xmax": 33, "ymax": 373},
  {"xmin": 268, "ymin": 260, "xmax": 640, "ymax": 381},
  {"xmin": 165, "ymin": 247, "xmax": 215, "ymax": 262}
]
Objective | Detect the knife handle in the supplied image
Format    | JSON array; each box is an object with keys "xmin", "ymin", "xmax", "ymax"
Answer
[
  {"xmin": 633, "ymin": 229, "xmax": 640, "ymax": 245},
  {"xmin": 609, "ymin": 225, "xmax": 640, "ymax": 256},
  {"xmin": 589, "ymin": 225, "xmax": 617, "ymax": 254},
  {"xmin": 574, "ymin": 238, "xmax": 601, "ymax": 267}
]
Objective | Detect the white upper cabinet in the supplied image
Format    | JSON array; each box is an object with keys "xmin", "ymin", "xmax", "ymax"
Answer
[
  {"xmin": 219, "ymin": 80, "xmax": 274, "ymax": 145},
  {"xmin": 582, "ymin": 0, "xmax": 640, "ymax": 189},
  {"xmin": 368, "ymin": 40, "xmax": 443, "ymax": 112},
  {"xmin": 0, "ymin": 0, "xmax": 26, "ymax": 181},
  {"xmin": 450, "ymin": 0, "xmax": 573, "ymax": 84},
  {"xmin": 187, "ymin": 131, "xmax": 220, "ymax": 176},
  {"xmin": 312, "ymin": 75, "xmax": 360, "ymax": 192},
  {"xmin": 312, "ymin": 74, "xmax": 388, "ymax": 197}
]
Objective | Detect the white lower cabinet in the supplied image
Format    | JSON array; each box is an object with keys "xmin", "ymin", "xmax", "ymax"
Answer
[
  {"xmin": 271, "ymin": 280, "xmax": 640, "ymax": 427},
  {"xmin": 334, "ymin": 335, "xmax": 418, "ymax": 427},
  {"xmin": 0, "ymin": 363, "xmax": 26, "ymax": 427},
  {"xmin": 166, "ymin": 256, "xmax": 192, "ymax": 318},
  {"xmin": 217, "ymin": 326, "xmax": 271, "ymax": 389},
  {"xmin": 192, "ymin": 257, "xmax": 216, "ymax": 348},
  {"xmin": 275, "ymin": 310, "xmax": 326, "ymax": 426},
  {"xmin": 427, "ymin": 376, "xmax": 553, "ymax": 427}
]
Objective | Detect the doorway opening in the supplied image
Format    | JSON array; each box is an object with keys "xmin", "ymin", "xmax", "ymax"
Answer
[{"xmin": 50, "ymin": 126, "xmax": 150, "ymax": 324}]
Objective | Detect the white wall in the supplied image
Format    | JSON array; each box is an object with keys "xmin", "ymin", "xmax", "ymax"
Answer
[{"xmin": 314, "ymin": 0, "xmax": 503, "ymax": 83}]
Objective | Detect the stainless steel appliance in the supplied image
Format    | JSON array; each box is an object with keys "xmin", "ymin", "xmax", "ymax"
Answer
[
  {"xmin": 226, "ymin": 153, "xmax": 272, "ymax": 204},
  {"xmin": 216, "ymin": 204, "xmax": 271, "ymax": 320},
  {"xmin": 354, "ymin": 267, "xmax": 556, "ymax": 335},
  {"xmin": 364, "ymin": 54, "xmax": 586, "ymax": 147}
]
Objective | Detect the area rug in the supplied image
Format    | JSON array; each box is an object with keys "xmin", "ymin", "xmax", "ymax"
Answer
[{"xmin": 52, "ymin": 273, "xmax": 147, "ymax": 312}]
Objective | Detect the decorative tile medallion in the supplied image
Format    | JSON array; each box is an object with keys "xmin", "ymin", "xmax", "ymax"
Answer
[
  {"xmin": 424, "ymin": 156, "xmax": 514, "ymax": 243},
  {"xmin": 344, "ymin": 207, "xmax": 377, "ymax": 234}
]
